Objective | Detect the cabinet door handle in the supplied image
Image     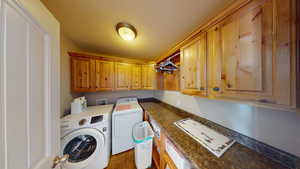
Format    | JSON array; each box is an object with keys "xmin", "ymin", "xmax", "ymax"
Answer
[
  {"xmin": 227, "ymin": 84, "xmax": 232, "ymax": 88},
  {"xmin": 200, "ymin": 87, "xmax": 205, "ymax": 90},
  {"xmin": 258, "ymin": 99, "xmax": 274, "ymax": 104}
]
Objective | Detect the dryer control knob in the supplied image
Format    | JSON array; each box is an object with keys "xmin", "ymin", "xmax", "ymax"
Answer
[{"xmin": 102, "ymin": 127, "xmax": 107, "ymax": 132}]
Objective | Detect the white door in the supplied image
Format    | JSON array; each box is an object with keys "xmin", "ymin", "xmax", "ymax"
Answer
[{"xmin": 0, "ymin": 0, "xmax": 60, "ymax": 169}]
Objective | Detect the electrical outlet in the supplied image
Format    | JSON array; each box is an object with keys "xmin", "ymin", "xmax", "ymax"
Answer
[{"xmin": 95, "ymin": 99, "xmax": 108, "ymax": 105}]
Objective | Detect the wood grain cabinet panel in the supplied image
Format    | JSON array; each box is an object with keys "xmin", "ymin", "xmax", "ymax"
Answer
[
  {"xmin": 115, "ymin": 62, "xmax": 132, "ymax": 90},
  {"xmin": 131, "ymin": 64, "xmax": 142, "ymax": 90},
  {"xmin": 221, "ymin": 6, "xmax": 263, "ymax": 92},
  {"xmin": 142, "ymin": 64, "xmax": 157, "ymax": 90},
  {"xmin": 207, "ymin": 26, "xmax": 223, "ymax": 96},
  {"xmin": 94, "ymin": 59, "xmax": 114, "ymax": 91},
  {"xmin": 206, "ymin": 0, "xmax": 297, "ymax": 108},
  {"xmin": 163, "ymin": 70, "xmax": 180, "ymax": 91},
  {"xmin": 180, "ymin": 33, "xmax": 207, "ymax": 96},
  {"xmin": 70, "ymin": 53, "xmax": 158, "ymax": 92},
  {"xmin": 216, "ymin": 0, "xmax": 275, "ymax": 103},
  {"xmin": 71, "ymin": 57, "xmax": 92, "ymax": 92}
]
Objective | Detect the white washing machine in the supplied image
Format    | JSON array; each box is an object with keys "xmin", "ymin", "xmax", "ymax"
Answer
[
  {"xmin": 61, "ymin": 104, "xmax": 114, "ymax": 169},
  {"xmin": 112, "ymin": 97, "xmax": 143, "ymax": 155}
]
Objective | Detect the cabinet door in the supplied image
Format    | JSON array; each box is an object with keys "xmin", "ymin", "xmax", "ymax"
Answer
[
  {"xmin": 180, "ymin": 34, "xmax": 207, "ymax": 96},
  {"xmin": 221, "ymin": 9, "xmax": 263, "ymax": 92},
  {"xmin": 71, "ymin": 57, "xmax": 92, "ymax": 92},
  {"xmin": 131, "ymin": 64, "xmax": 142, "ymax": 89},
  {"xmin": 207, "ymin": 26, "xmax": 223, "ymax": 96},
  {"xmin": 115, "ymin": 62, "xmax": 131, "ymax": 90},
  {"xmin": 163, "ymin": 70, "xmax": 180, "ymax": 91},
  {"xmin": 218, "ymin": 1, "xmax": 274, "ymax": 102},
  {"xmin": 94, "ymin": 60, "xmax": 114, "ymax": 91},
  {"xmin": 142, "ymin": 64, "xmax": 156, "ymax": 90}
]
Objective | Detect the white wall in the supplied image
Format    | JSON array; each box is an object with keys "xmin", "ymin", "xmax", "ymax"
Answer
[
  {"xmin": 154, "ymin": 90, "xmax": 300, "ymax": 157},
  {"xmin": 60, "ymin": 33, "xmax": 82, "ymax": 116},
  {"xmin": 84, "ymin": 90, "xmax": 155, "ymax": 105}
]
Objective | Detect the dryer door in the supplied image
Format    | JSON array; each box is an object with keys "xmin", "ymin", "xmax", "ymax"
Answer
[{"xmin": 61, "ymin": 128, "xmax": 105, "ymax": 169}]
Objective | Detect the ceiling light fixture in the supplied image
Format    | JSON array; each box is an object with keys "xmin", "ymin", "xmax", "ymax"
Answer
[{"xmin": 116, "ymin": 22, "xmax": 137, "ymax": 41}]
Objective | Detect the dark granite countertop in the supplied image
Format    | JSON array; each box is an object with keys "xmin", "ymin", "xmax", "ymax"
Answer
[{"xmin": 140, "ymin": 101, "xmax": 290, "ymax": 169}]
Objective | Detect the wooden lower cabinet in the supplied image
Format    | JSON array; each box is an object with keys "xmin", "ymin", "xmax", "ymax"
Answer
[
  {"xmin": 150, "ymin": 130, "xmax": 181, "ymax": 169},
  {"xmin": 145, "ymin": 112, "xmax": 181, "ymax": 169}
]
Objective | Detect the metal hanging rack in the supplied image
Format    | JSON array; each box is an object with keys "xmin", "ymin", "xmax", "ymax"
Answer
[{"xmin": 155, "ymin": 52, "xmax": 180, "ymax": 73}]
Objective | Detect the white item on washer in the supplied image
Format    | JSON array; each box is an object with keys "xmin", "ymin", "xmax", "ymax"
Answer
[
  {"xmin": 71, "ymin": 102, "xmax": 82, "ymax": 114},
  {"xmin": 70, "ymin": 96, "xmax": 87, "ymax": 114},
  {"xmin": 133, "ymin": 121, "xmax": 154, "ymax": 169},
  {"xmin": 174, "ymin": 118, "xmax": 235, "ymax": 158},
  {"xmin": 165, "ymin": 139, "xmax": 190, "ymax": 169},
  {"xmin": 112, "ymin": 97, "xmax": 143, "ymax": 155},
  {"xmin": 61, "ymin": 104, "xmax": 113, "ymax": 169}
]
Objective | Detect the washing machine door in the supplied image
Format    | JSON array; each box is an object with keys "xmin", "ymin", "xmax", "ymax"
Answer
[{"xmin": 61, "ymin": 128, "xmax": 105, "ymax": 169}]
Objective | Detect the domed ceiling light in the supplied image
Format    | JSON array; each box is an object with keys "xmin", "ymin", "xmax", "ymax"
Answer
[{"xmin": 116, "ymin": 22, "xmax": 137, "ymax": 41}]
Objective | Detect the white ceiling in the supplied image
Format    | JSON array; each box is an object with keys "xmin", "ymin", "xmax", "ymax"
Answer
[{"xmin": 42, "ymin": 0, "xmax": 234, "ymax": 60}]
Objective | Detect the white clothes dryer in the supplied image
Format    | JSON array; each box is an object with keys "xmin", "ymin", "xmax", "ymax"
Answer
[
  {"xmin": 112, "ymin": 97, "xmax": 143, "ymax": 155},
  {"xmin": 61, "ymin": 104, "xmax": 113, "ymax": 169}
]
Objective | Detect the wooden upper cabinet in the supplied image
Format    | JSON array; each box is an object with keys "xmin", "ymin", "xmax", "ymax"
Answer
[
  {"xmin": 215, "ymin": 0, "xmax": 275, "ymax": 103},
  {"xmin": 163, "ymin": 71, "xmax": 180, "ymax": 91},
  {"xmin": 131, "ymin": 64, "xmax": 142, "ymax": 90},
  {"xmin": 115, "ymin": 62, "xmax": 132, "ymax": 90},
  {"xmin": 141, "ymin": 64, "xmax": 157, "ymax": 90},
  {"xmin": 94, "ymin": 59, "xmax": 114, "ymax": 91},
  {"xmin": 221, "ymin": 6, "xmax": 264, "ymax": 92},
  {"xmin": 70, "ymin": 52, "xmax": 159, "ymax": 92},
  {"xmin": 206, "ymin": 0, "xmax": 296, "ymax": 107},
  {"xmin": 207, "ymin": 25, "xmax": 222, "ymax": 96},
  {"xmin": 71, "ymin": 56, "xmax": 92, "ymax": 92},
  {"xmin": 180, "ymin": 33, "xmax": 207, "ymax": 96}
]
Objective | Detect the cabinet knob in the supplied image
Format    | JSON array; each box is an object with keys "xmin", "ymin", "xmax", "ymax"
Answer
[
  {"xmin": 212, "ymin": 87, "xmax": 220, "ymax": 92},
  {"xmin": 227, "ymin": 84, "xmax": 232, "ymax": 88}
]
